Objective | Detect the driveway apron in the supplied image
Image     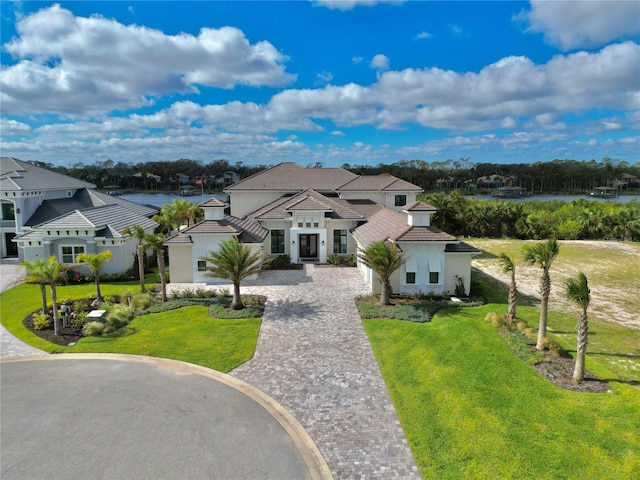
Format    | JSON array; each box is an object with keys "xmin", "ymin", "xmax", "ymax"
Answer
[{"xmin": 231, "ymin": 265, "xmax": 421, "ymax": 479}]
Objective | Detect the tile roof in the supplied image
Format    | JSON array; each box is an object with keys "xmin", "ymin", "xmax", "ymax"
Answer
[
  {"xmin": 336, "ymin": 174, "xmax": 423, "ymax": 192},
  {"xmin": 445, "ymin": 241, "xmax": 481, "ymax": 253},
  {"xmin": 249, "ymin": 189, "xmax": 364, "ymax": 221},
  {"xmin": 352, "ymin": 207, "xmax": 456, "ymax": 246},
  {"xmin": 176, "ymin": 215, "xmax": 268, "ymax": 244},
  {"xmin": 25, "ymin": 189, "xmax": 157, "ymax": 226},
  {"xmin": 199, "ymin": 197, "xmax": 228, "ymax": 207},
  {"xmin": 403, "ymin": 200, "xmax": 437, "ymax": 212},
  {"xmin": 1, "ymin": 157, "xmax": 95, "ymax": 191},
  {"xmin": 33, "ymin": 204, "xmax": 157, "ymax": 235},
  {"xmin": 225, "ymin": 162, "xmax": 357, "ymax": 191}
]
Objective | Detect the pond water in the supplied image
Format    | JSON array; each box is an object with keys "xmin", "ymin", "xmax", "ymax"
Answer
[{"xmin": 119, "ymin": 192, "xmax": 228, "ymax": 208}]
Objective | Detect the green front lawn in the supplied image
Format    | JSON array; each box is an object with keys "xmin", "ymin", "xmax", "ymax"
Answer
[
  {"xmin": 0, "ymin": 283, "xmax": 260, "ymax": 373},
  {"xmin": 365, "ymin": 308, "xmax": 640, "ymax": 479}
]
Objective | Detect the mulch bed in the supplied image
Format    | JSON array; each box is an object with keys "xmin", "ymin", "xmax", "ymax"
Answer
[
  {"xmin": 532, "ymin": 351, "xmax": 611, "ymax": 393},
  {"xmin": 24, "ymin": 313, "xmax": 84, "ymax": 347}
]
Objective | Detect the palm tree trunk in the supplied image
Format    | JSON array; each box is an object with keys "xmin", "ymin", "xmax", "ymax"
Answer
[
  {"xmin": 231, "ymin": 282, "xmax": 243, "ymax": 310},
  {"xmin": 39, "ymin": 283, "xmax": 48, "ymax": 315},
  {"xmin": 157, "ymin": 252, "xmax": 167, "ymax": 303},
  {"xmin": 380, "ymin": 281, "xmax": 390, "ymax": 305},
  {"xmin": 95, "ymin": 275, "xmax": 103, "ymax": 302},
  {"xmin": 536, "ymin": 271, "xmax": 551, "ymax": 350},
  {"xmin": 137, "ymin": 245, "xmax": 146, "ymax": 293},
  {"xmin": 50, "ymin": 285, "xmax": 61, "ymax": 336},
  {"xmin": 508, "ymin": 281, "xmax": 517, "ymax": 321},
  {"xmin": 573, "ymin": 311, "xmax": 589, "ymax": 383}
]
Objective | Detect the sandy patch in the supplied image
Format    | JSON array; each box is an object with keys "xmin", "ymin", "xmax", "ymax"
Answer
[{"xmin": 471, "ymin": 240, "xmax": 640, "ymax": 331}]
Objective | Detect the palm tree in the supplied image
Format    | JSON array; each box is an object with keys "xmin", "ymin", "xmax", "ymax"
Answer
[
  {"xmin": 565, "ymin": 272, "xmax": 591, "ymax": 384},
  {"xmin": 77, "ymin": 250, "xmax": 113, "ymax": 303},
  {"xmin": 201, "ymin": 237, "xmax": 263, "ymax": 310},
  {"xmin": 41, "ymin": 256, "xmax": 64, "ymax": 336},
  {"xmin": 22, "ymin": 259, "xmax": 49, "ymax": 315},
  {"xmin": 498, "ymin": 252, "xmax": 517, "ymax": 323},
  {"xmin": 357, "ymin": 240, "xmax": 406, "ymax": 305},
  {"xmin": 522, "ymin": 238, "xmax": 560, "ymax": 350},
  {"xmin": 123, "ymin": 225, "xmax": 147, "ymax": 292},
  {"xmin": 144, "ymin": 233, "xmax": 168, "ymax": 302}
]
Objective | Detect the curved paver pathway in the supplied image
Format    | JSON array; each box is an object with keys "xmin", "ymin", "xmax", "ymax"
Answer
[
  {"xmin": 0, "ymin": 259, "xmax": 47, "ymax": 358},
  {"xmin": 211, "ymin": 265, "xmax": 420, "ymax": 479}
]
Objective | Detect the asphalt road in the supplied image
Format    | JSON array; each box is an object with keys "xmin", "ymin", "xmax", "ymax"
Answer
[{"xmin": 0, "ymin": 355, "xmax": 327, "ymax": 480}]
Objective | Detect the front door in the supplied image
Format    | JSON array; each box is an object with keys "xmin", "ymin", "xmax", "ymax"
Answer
[
  {"xmin": 299, "ymin": 234, "xmax": 318, "ymax": 259},
  {"xmin": 4, "ymin": 233, "xmax": 17, "ymax": 257}
]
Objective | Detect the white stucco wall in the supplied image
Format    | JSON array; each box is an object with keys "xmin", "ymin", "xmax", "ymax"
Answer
[
  {"xmin": 444, "ymin": 253, "xmax": 474, "ymax": 295},
  {"xmin": 167, "ymin": 244, "xmax": 194, "ymax": 283},
  {"xmin": 227, "ymin": 191, "xmax": 288, "ymax": 217}
]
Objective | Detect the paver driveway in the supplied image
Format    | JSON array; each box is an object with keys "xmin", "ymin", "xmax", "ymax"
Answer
[{"xmin": 228, "ymin": 265, "xmax": 421, "ymax": 479}]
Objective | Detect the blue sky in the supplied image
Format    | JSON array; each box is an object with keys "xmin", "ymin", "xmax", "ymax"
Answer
[{"xmin": 1, "ymin": 0, "xmax": 639, "ymax": 168}]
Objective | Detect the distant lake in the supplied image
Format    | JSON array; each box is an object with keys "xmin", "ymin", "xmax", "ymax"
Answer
[
  {"xmin": 468, "ymin": 194, "xmax": 638, "ymax": 203},
  {"xmin": 119, "ymin": 191, "xmax": 638, "ymax": 209},
  {"xmin": 120, "ymin": 192, "xmax": 228, "ymax": 208}
]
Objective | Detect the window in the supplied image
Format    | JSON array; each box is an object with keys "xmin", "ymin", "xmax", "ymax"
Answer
[
  {"xmin": 197, "ymin": 260, "xmax": 207, "ymax": 271},
  {"xmin": 333, "ymin": 229, "xmax": 347, "ymax": 254},
  {"xmin": 60, "ymin": 246, "xmax": 85, "ymax": 264},
  {"xmin": 271, "ymin": 229, "xmax": 285, "ymax": 254},
  {"xmin": 394, "ymin": 194, "xmax": 407, "ymax": 206},
  {"xmin": 313, "ymin": 216, "xmax": 319, "ymax": 228},
  {"xmin": 429, "ymin": 272, "xmax": 439, "ymax": 284},
  {"xmin": 297, "ymin": 216, "xmax": 303, "ymax": 227},
  {"xmin": 1, "ymin": 203, "xmax": 15, "ymax": 220},
  {"xmin": 406, "ymin": 272, "xmax": 416, "ymax": 284},
  {"xmin": 305, "ymin": 216, "xmax": 311, "ymax": 227}
]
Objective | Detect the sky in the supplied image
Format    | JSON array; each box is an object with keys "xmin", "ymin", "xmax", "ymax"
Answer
[{"xmin": 1, "ymin": 0, "xmax": 639, "ymax": 168}]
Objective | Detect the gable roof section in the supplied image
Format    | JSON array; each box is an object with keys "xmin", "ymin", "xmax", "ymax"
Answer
[
  {"xmin": 352, "ymin": 207, "xmax": 456, "ymax": 246},
  {"xmin": 199, "ymin": 197, "xmax": 228, "ymax": 207},
  {"xmin": 225, "ymin": 162, "xmax": 358, "ymax": 191},
  {"xmin": 445, "ymin": 242, "xmax": 481, "ymax": 253},
  {"xmin": 250, "ymin": 189, "xmax": 364, "ymax": 221},
  {"xmin": 1, "ymin": 157, "xmax": 96, "ymax": 191},
  {"xmin": 33, "ymin": 204, "xmax": 157, "ymax": 235},
  {"xmin": 336, "ymin": 174, "xmax": 422, "ymax": 192},
  {"xmin": 174, "ymin": 215, "xmax": 268, "ymax": 244},
  {"xmin": 403, "ymin": 200, "xmax": 437, "ymax": 212},
  {"xmin": 25, "ymin": 189, "xmax": 157, "ymax": 226}
]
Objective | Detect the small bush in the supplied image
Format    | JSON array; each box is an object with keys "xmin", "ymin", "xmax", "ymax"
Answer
[
  {"xmin": 539, "ymin": 337, "xmax": 565, "ymax": 357},
  {"xmin": 130, "ymin": 293, "xmax": 155, "ymax": 311},
  {"xmin": 501, "ymin": 331, "xmax": 543, "ymax": 366},
  {"xmin": 523, "ymin": 327, "xmax": 538, "ymax": 341},
  {"xmin": 71, "ymin": 311, "xmax": 88, "ymax": 329},
  {"xmin": 83, "ymin": 321, "xmax": 106, "ymax": 336},
  {"xmin": 33, "ymin": 313, "xmax": 51, "ymax": 330},
  {"xmin": 515, "ymin": 321, "xmax": 529, "ymax": 332},
  {"xmin": 262, "ymin": 254, "xmax": 292, "ymax": 270},
  {"xmin": 485, "ymin": 312, "xmax": 507, "ymax": 328},
  {"xmin": 119, "ymin": 289, "xmax": 135, "ymax": 306},
  {"xmin": 104, "ymin": 305, "xmax": 133, "ymax": 332},
  {"xmin": 73, "ymin": 301, "xmax": 89, "ymax": 313}
]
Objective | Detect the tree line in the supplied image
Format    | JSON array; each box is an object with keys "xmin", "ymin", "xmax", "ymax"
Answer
[
  {"xmin": 423, "ymin": 191, "xmax": 640, "ymax": 241},
  {"xmin": 30, "ymin": 157, "xmax": 640, "ymax": 193}
]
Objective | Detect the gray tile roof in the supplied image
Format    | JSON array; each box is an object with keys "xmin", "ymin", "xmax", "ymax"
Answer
[
  {"xmin": 25, "ymin": 189, "xmax": 157, "ymax": 226},
  {"xmin": 34, "ymin": 204, "xmax": 157, "ymax": 235},
  {"xmin": 1, "ymin": 157, "xmax": 95, "ymax": 191},
  {"xmin": 199, "ymin": 197, "xmax": 228, "ymax": 207},
  {"xmin": 445, "ymin": 241, "xmax": 481, "ymax": 253}
]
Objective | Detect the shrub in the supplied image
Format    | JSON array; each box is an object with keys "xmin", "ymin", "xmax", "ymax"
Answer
[
  {"xmin": 73, "ymin": 301, "xmax": 89, "ymax": 313},
  {"xmin": 454, "ymin": 275, "xmax": 466, "ymax": 297},
  {"xmin": 104, "ymin": 305, "xmax": 133, "ymax": 332},
  {"xmin": 33, "ymin": 313, "xmax": 51, "ymax": 330},
  {"xmin": 327, "ymin": 254, "xmax": 356, "ymax": 267},
  {"xmin": 83, "ymin": 321, "xmax": 106, "ymax": 336},
  {"xmin": 71, "ymin": 311, "xmax": 88, "ymax": 329},
  {"xmin": 209, "ymin": 302, "xmax": 261, "ymax": 319},
  {"xmin": 130, "ymin": 293, "xmax": 155, "ymax": 311},
  {"xmin": 485, "ymin": 312, "xmax": 507, "ymax": 329},
  {"xmin": 501, "ymin": 330, "xmax": 543, "ymax": 366},
  {"xmin": 539, "ymin": 337, "xmax": 565, "ymax": 357},
  {"xmin": 262, "ymin": 254, "xmax": 292, "ymax": 270},
  {"xmin": 523, "ymin": 327, "xmax": 538, "ymax": 341},
  {"xmin": 119, "ymin": 289, "xmax": 135, "ymax": 307}
]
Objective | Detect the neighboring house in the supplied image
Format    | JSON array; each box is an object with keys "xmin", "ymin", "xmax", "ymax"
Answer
[
  {"xmin": 212, "ymin": 171, "xmax": 240, "ymax": 189},
  {"xmin": 1, "ymin": 157, "xmax": 158, "ymax": 275},
  {"xmin": 166, "ymin": 162, "xmax": 479, "ymax": 295}
]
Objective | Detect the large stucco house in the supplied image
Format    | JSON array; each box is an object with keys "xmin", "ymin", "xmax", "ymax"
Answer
[
  {"xmin": 166, "ymin": 162, "xmax": 479, "ymax": 295},
  {"xmin": 1, "ymin": 157, "xmax": 158, "ymax": 275}
]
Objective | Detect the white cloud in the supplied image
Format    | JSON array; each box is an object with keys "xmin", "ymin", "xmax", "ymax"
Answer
[
  {"xmin": 352, "ymin": 56, "xmax": 364, "ymax": 65},
  {"xmin": 331, "ymin": 130, "xmax": 346, "ymax": 136},
  {"xmin": 370, "ymin": 53, "xmax": 390, "ymax": 71},
  {"xmin": 448, "ymin": 24, "xmax": 463, "ymax": 36},
  {"xmin": 515, "ymin": 0, "xmax": 640, "ymax": 50},
  {"xmin": 0, "ymin": 118, "xmax": 32, "ymax": 135},
  {"xmin": 414, "ymin": 31, "xmax": 432, "ymax": 40},
  {"xmin": 1, "ymin": 4, "xmax": 295, "ymax": 115},
  {"xmin": 315, "ymin": 71, "xmax": 334, "ymax": 85},
  {"xmin": 313, "ymin": 0, "xmax": 405, "ymax": 11}
]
